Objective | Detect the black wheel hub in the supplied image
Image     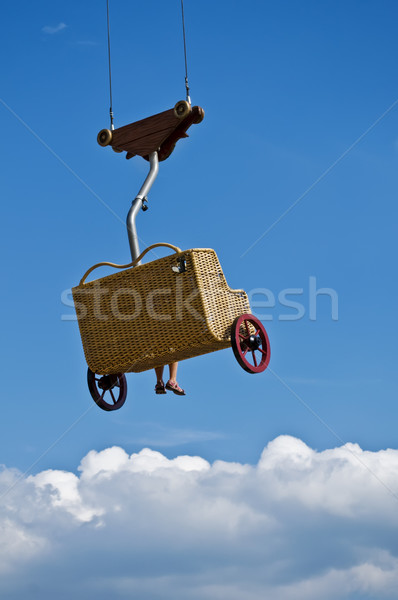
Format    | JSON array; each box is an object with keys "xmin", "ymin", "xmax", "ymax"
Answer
[
  {"xmin": 98, "ymin": 374, "xmax": 118, "ymax": 391},
  {"xmin": 247, "ymin": 334, "xmax": 261, "ymax": 351}
]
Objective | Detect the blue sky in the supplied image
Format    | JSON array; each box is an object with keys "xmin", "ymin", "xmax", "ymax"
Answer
[{"xmin": 1, "ymin": 1, "xmax": 398, "ymax": 598}]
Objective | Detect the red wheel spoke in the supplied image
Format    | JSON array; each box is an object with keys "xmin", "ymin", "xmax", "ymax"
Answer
[
  {"xmin": 100, "ymin": 389, "xmax": 106, "ymax": 399},
  {"xmin": 252, "ymin": 351, "xmax": 258, "ymax": 367},
  {"xmin": 255, "ymin": 329, "xmax": 260, "ymax": 336},
  {"xmin": 110, "ymin": 389, "xmax": 116, "ymax": 404},
  {"xmin": 242, "ymin": 348, "xmax": 249, "ymax": 357},
  {"xmin": 244, "ymin": 320, "xmax": 251, "ymax": 336},
  {"xmin": 258, "ymin": 348, "xmax": 267, "ymax": 355}
]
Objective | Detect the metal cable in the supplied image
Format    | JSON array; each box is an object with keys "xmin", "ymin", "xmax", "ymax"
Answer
[
  {"xmin": 180, "ymin": 0, "xmax": 191, "ymax": 104},
  {"xmin": 106, "ymin": 0, "xmax": 114, "ymax": 129}
]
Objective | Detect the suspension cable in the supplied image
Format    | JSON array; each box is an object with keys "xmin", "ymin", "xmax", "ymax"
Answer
[
  {"xmin": 106, "ymin": 0, "xmax": 114, "ymax": 130},
  {"xmin": 106, "ymin": 0, "xmax": 191, "ymax": 122},
  {"xmin": 180, "ymin": 0, "xmax": 191, "ymax": 104}
]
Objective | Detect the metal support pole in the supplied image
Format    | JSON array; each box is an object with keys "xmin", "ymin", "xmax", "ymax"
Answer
[{"xmin": 126, "ymin": 151, "xmax": 159, "ymax": 263}]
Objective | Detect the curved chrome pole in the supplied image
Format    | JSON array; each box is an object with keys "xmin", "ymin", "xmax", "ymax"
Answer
[{"xmin": 126, "ymin": 151, "xmax": 159, "ymax": 263}]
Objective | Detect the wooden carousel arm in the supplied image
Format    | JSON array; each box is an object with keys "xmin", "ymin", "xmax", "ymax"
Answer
[{"xmin": 97, "ymin": 101, "xmax": 204, "ymax": 162}]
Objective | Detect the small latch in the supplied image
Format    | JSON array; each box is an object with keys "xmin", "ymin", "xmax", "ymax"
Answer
[
  {"xmin": 172, "ymin": 257, "xmax": 186, "ymax": 274},
  {"xmin": 141, "ymin": 197, "xmax": 149, "ymax": 211}
]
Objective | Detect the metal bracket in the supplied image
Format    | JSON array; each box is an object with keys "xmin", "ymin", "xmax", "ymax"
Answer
[
  {"xmin": 172, "ymin": 257, "xmax": 187, "ymax": 274},
  {"xmin": 126, "ymin": 151, "xmax": 159, "ymax": 264}
]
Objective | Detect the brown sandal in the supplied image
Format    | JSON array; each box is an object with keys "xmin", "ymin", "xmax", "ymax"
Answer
[
  {"xmin": 155, "ymin": 380, "xmax": 166, "ymax": 395},
  {"xmin": 165, "ymin": 380, "xmax": 186, "ymax": 396}
]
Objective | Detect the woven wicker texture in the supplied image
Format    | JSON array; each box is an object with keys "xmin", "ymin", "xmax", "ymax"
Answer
[{"xmin": 72, "ymin": 247, "xmax": 251, "ymax": 374}]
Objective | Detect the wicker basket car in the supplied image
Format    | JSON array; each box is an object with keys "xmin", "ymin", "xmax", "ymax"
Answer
[{"xmin": 73, "ymin": 243, "xmax": 270, "ymax": 410}]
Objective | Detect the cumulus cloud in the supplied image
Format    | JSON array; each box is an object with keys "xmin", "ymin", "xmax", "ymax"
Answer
[
  {"xmin": 1, "ymin": 436, "xmax": 398, "ymax": 599},
  {"xmin": 41, "ymin": 22, "xmax": 67, "ymax": 35}
]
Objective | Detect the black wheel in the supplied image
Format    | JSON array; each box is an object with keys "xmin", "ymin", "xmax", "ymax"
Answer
[
  {"xmin": 87, "ymin": 368, "xmax": 127, "ymax": 411},
  {"xmin": 97, "ymin": 128, "xmax": 113, "ymax": 147},
  {"xmin": 231, "ymin": 314, "xmax": 271, "ymax": 374},
  {"xmin": 174, "ymin": 100, "xmax": 191, "ymax": 119}
]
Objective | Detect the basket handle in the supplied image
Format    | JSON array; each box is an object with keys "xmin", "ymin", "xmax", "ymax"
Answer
[{"xmin": 79, "ymin": 242, "xmax": 182, "ymax": 285}]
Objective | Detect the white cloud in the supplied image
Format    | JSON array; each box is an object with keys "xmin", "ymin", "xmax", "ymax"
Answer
[
  {"xmin": 41, "ymin": 22, "xmax": 67, "ymax": 35},
  {"xmin": 1, "ymin": 436, "xmax": 398, "ymax": 599}
]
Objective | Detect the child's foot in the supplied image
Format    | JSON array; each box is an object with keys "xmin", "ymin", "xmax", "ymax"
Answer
[
  {"xmin": 165, "ymin": 380, "xmax": 186, "ymax": 396},
  {"xmin": 155, "ymin": 380, "xmax": 166, "ymax": 394}
]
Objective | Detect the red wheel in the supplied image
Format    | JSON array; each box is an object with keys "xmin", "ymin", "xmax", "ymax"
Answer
[
  {"xmin": 87, "ymin": 368, "xmax": 127, "ymax": 411},
  {"xmin": 231, "ymin": 314, "xmax": 270, "ymax": 374}
]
